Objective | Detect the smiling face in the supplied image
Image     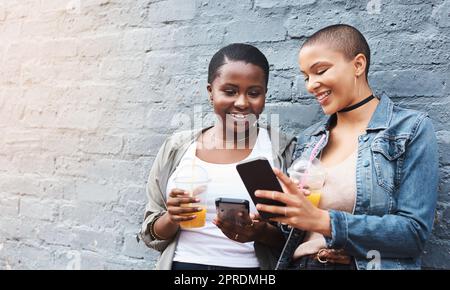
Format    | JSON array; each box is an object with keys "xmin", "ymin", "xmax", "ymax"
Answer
[
  {"xmin": 299, "ymin": 43, "xmax": 364, "ymax": 115},
  {"xmin": 208, "ymin": 60, "xmax": 267, "ymax": 135}
]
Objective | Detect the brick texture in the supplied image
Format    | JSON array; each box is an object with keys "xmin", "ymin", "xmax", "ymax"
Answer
[{"xmin": 0, "ymin": 0, "xmax": 449, "ymax": 269}]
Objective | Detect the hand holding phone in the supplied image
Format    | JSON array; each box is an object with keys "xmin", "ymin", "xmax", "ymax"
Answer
[
  {"xmin": 215, "ymin": 198, "xmax": 250, "ymax": 226},
  {"xmin": 236, "ymin": 157, "xmax": 286, "ymax": 220},
  {"xmin": 214, "ymin": 197, "xmax": 264, "ymax": 243}
]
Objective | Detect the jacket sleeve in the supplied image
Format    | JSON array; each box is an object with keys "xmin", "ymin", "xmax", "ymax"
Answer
[
  {"xmin": 284, "ymin": 137, "xmax": 297, "ymax": 170},
  {"xmin": 325, "ymin": 116, "xmax": 439, "ymax": 259},
  {"xmin": 139, "ymin": 137, "xmax": 177, "ymax": 253}
]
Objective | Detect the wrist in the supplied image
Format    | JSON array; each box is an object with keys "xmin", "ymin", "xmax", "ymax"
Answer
[
  {"xmin": 163, "ymin": 212, "xmax": 180, "ymax": 229},
  {"xmin": 150, "ymin": 215, "xmax": 166, "ymax": 240},
  {"xmin": 315, "ymin": 209, "xmax": 332, "ymax": 237},
  {"xmin": 253, "ymin": 221, "xmax": 269, "ymax": 242},
  {"xmin": 152, "ymin": 213, "xmax": 179, "ymax": 241}
]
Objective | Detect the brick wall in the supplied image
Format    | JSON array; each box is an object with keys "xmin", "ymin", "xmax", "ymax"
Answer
[{"xmin": 0, "ymin": 0, "xmax": 448, "ymax": 269}]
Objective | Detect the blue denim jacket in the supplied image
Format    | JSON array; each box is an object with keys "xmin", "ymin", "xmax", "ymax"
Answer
[{"xmin": 277, "ymin": 94, "xmax": 439, "ymax": 270}]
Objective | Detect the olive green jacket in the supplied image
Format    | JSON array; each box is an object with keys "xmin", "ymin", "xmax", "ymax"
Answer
[{"xmin": 139, "ymin": 125, "xmax": 296, "ymax": 270}]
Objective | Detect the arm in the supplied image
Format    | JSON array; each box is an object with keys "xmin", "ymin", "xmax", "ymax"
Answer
[
  {"xmin": 256, "ymin": 117, "xmax": 439, "ymax": 259},
  {"xmin": 325, "ymin": 117, "xmax": 439, "ymax": 258},
  {"xmin": 140, "ymin": 138, "xmax": 201, "ymax": 251},
  {"xmin": 139, "ymin": 139, "xmax": 172, "ymax": 252},
  {"xmin": 153, "ymin": 190, "xmax": 202, "ymax": 240}
]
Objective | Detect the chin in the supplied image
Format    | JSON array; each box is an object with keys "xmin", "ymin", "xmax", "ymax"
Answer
[
  {"xmin": 321, "ymin": 106, "xmax": 333, "ymax": 115},
  {"xmin": 321, "ymin": 102, "xmax": 341, "ymax": 115}
]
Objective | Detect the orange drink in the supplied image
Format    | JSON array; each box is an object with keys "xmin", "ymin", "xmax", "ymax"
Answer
[
  {"xmin": 306, "ymin": 191, "xmax": 322, "ymax": 207},
  {"xmin": 288, "ymin": 158, "xmax": 326, "ymax": 208},
  {"xmin": 174, "ymin": 161, "xmax": 209, "ymax": 229},
  {"xmin": 180, "ymin": 207, "xmax": 207, "ymax": 228}
]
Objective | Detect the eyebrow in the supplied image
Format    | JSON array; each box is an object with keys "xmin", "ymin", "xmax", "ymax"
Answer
[
  {"xmin": 222, "ymin": 83, "xmax": 239, "ymax": 88},
  {"xmin": 301, "ymin": 61, "xmax": 330, "ymax": 73},
  {"xmin": 222, "ymin": 83, "xmax": 264, "ymax": 89}
]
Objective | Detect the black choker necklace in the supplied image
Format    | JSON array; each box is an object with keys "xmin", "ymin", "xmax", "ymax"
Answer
[{"xmin": 338, "ymin": 94, "xmax": 375, "ymax": 113}]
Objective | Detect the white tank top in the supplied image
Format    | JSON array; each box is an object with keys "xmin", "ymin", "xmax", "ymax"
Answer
[{"xmin": 167, "ymin": 128, "xmax": 274, "ymax": 268}]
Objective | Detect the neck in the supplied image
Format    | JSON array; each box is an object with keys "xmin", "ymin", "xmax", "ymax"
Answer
[
  {"xmin": 212, "ymin": 124, "xmax": 258, "ymax": 149},
  {"xmin": 336, "ymin": 86, "xmax": 378, "ymax": 128}
]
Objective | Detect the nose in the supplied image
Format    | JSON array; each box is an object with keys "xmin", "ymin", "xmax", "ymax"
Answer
[
  {"xmin": 306, "ymin": 76, "xmax": 320, "ymax": 94},
  {"xmin": 234, "ymin": 93, "xmax": 249, "ymax": 110}
]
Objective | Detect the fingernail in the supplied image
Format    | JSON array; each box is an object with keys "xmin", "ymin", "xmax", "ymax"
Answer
[
  {"xmin": 195, "ymin": 198, "xmax": 200, "ymax": 202},
  {"xmin": 197, "ymin": 207, "xmax": 203, "ymax": 211},
  {"xmin": 255, "ymin": 190, "xmax": 260, "ymax": 196}
]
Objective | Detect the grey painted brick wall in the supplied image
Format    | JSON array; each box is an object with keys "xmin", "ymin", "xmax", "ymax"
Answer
[{"xmin": 0, "ymin": 0, "xmax": 448, "ymax": 269}]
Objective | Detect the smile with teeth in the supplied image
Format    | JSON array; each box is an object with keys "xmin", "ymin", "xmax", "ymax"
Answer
[
  {"xmin": 317, "ymin": 90, "xmax": 331, "ymax": 102},
  {"xmin": 230, "ymin": 113, "xmax": 248, "ymax": 120}
]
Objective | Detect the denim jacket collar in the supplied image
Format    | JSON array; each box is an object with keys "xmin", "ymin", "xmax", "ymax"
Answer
[
  {"xmin": 310, "ymin": 93, "xmax": 393, "ymax": 136},
  {"xmin": 366, "ymin": 93, "xmax": 393, "ymax": 131}
]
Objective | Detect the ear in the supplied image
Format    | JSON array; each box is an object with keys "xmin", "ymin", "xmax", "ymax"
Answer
[{"xmin": 353, "ymin": 53, "xmax": 367, "ymax": 78}]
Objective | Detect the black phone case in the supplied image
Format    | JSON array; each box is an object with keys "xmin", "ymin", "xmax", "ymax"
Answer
[{"xmin": 236, "ymin": 157, "xmax": 286, "ymax": 220}]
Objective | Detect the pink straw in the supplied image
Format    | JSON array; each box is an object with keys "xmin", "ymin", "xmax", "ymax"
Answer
[{"xmin": 299, "ymin": 134, "xmax": 326, "ymax": 189}]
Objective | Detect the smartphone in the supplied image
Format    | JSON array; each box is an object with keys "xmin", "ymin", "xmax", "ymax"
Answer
[
  {"xmin": 215, "ymin": 198, "xmax": 250, "ymax": 226},
  {"xmin": 236, "ymin": 157, "xmax": 286, "ymax": 220}
]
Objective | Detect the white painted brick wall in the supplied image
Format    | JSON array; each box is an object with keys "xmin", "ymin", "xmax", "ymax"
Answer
[{"xmin": 0, "ymin": 0, "xmax": 449, "ymax": 269}]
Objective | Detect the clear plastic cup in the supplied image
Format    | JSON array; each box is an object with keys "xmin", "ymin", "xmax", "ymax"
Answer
[
  {"xmin": 288, "ymin": 158, "xmax": 326, "ymax": 207},
  {"xmin": 173, "ymin": 161, "xmax": 210, "ymax": 228}
]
